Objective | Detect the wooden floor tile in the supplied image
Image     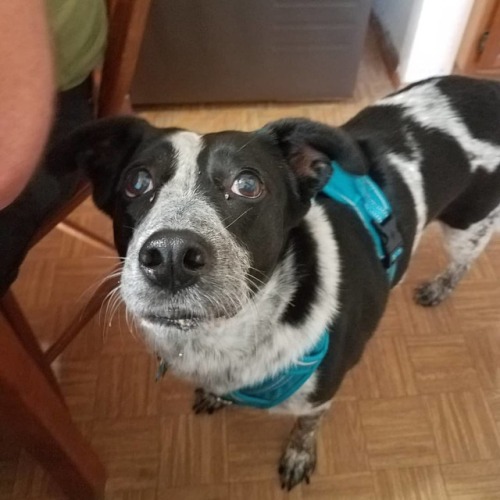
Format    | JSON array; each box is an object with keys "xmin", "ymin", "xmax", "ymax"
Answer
[
  {"xmin": 61, "ymin": 317, "xmax": 107, "ymax": 361},
  {"xmin": 407, "ymin": 336, "xmax": 480, "ymax": 394},
  {"xmin": 58, "ymin": 358, "xmax": 99, "ymax": 422},
  {"xmin": 101, "ymin": 353, "xmax": 159, "ymax": 419},
  {"xmin": 92, "ymin": 418, "xmax": 161, "ymax": 492},
  {"xmin": 359, "ymin": 397, "xmax": 438, "ymax": 469},
  {"xmin": 158, "ymin": 484, "xmax": 229, "ymax": 500},
  {"xmin": 402, "ymin": 225, "xmax": 447, "ymax": 285},
  {"xmin": 349, "ymin": 343, "xmax": 382, "ymax": 400},
  {"xmin": 104, "ymin": 489, "xmax": 158, "ymax": 500},
  {"xmin": 100, "ymin": 317, "xmax": 147, "ymax": 356},
  {"xmin": 424, "ymin": 391, "xmax": 500, "ymax": 464},
  {"xmin": 159, "ymin": 374, "xmax": 198, "ymax": 416},
  {"xmin": 301, "ymin": 473, "xmax": 375, "ymax": 500},
  {"xmin": 226, "ymin": 410, "xmax": 294, "ymax": 483},
  {"xmin": 485, "ymin": 389, "xmax": 500, "ymax": 424},
  {"xmin": 0, "ymin": 430, "xmax": 22, "ymax": 499},
  {"xmin": 318, "ymin": 401, "xmax": 369, "ymax": 476},
  {"xmin": 442, "ymin": 459, "xmax": 500, "ymax": 500},
  {"xmin": 452, "ymin": 283, "xmax": 500, "ymax": 336},
  {"xmin": 158, "ymin": 414, "xmax": 228, "ymax": 488},
  {"xmin": 465, "ymin": 331, "xmax": 500, "ymax": 390},
  {"xmin": 397, "ymin": 285, "xmax": 457, "ymax": 337},
  {"xmin": 94, "ymin": 355, "xmax": 127, "ymax": 419},
  {"xmin": 0, "ymin": 461, "xmax": 17, "ymax": 499},
  {"xmin": 11, "ymin": 451, "xmax": 64, "ymax": 499},
  {"xmin": 333, "ymin": 368, "xmax": 358, "ymax": 402},
  {"xmin": 351, "ymin": 337, "xmax": 418, "ymax": 400},
  {"xmin": 374, "ymin": 289, "xmax": 411, "ymax": 338},
  {"xmin": 373, "ymin": 465, "xmax": 448, "ymax": 500},
  {"xmin": 229, "ymin": 480, "xmax": 301, "ymax": 500}
]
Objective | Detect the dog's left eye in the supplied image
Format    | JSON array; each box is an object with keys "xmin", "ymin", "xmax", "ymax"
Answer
[
  {"xmin": 124, "ymin": 169, "xmax": 154, "ymax": 198},
  {"xmin": 230, "ymin": 172, "xmax": 263, "ymax": 199}
]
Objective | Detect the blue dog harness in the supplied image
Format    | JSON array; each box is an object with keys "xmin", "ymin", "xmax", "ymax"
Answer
[
  {"xmin": 322, "ymin": 161, "xmax": 404, "ymax": 282},
  {"xmin": 220, "ymin": 162, "xmax": 404, "ymax": 409},
  {"xmin": 225, "ymin": 332, "xmax": 329, "ymax": 409}
]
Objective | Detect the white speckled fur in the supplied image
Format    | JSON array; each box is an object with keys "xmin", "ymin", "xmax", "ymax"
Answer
[
  {"xmin": 168, "ymin": 131, "xmax": 202, "ymax": 193},
  {"xmin": 416, "ymin": 205, "xmax": 500, "ymax": 306},
  {"xmin": 443, "ymin": 206, "xmax": 500, "ymax": 265}
]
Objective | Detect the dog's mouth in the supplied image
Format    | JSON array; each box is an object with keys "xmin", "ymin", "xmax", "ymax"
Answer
[
  {"xmin": 143, "ymin": 311, "xmax": 226, "ymax": 330},
  {"xmin": 144, "ymin": 313, "xmax": 203, "ymax": 330}
]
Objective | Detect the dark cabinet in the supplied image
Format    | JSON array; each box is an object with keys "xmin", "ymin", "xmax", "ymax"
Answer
[{"xmin": 131, "ymin": 0, "xmax": 372, "ymax": 104}]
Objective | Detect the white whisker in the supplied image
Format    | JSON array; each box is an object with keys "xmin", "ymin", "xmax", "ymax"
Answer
[{"xmin": 224, "ymin": 208, "xmax": 253, "ymax": 230}]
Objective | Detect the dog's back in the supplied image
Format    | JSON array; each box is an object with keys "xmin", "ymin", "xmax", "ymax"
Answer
[{"xmin": 341, "ymin": 76, "xmax": 500, "ymax": 307}]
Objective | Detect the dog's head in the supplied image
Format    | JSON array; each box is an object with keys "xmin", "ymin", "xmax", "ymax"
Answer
[{"xmin": 59, "ymin": 116, "xmax": 366, "ymax": 334}]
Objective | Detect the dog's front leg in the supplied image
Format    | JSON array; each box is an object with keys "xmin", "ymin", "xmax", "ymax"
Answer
[
  {"xmin": 192, "ymin": 388, "xmax": 232, "ymax": 414},
  {"xmin": 279, "ymin": 411, "xmax": 325, "ymax": 490}
]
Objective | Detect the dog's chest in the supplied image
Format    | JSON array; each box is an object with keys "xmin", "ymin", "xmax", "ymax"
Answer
[{"xmin": 143, "ymin": 204, "xmax": 342, "ymax": 398}]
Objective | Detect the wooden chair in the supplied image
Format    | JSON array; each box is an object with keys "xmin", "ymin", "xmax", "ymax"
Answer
[{"xmin": 0, "ymin": 0, "xmax": 152, "ymax": 497}]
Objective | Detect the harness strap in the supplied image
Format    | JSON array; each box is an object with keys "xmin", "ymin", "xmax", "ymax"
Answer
[
  {"xmin": 321, "ymin": 162, "xmax": 404, "ymax": 282},
  {"xmin": 224, "ymin": 331, "xmax": 329, "ymax": 409}
]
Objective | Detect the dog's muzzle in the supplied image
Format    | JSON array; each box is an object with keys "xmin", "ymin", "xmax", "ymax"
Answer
[{"xmin": 138, "ymin": 228, "xmax": 213, "ymax": 292}]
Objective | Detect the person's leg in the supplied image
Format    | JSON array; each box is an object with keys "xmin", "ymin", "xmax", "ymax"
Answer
[{"xmin": 0, "ymin": 77, "xmax": 94, "ymax": 295}]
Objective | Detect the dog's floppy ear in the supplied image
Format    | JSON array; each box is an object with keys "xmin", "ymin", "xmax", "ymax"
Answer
[
  {"xmin": 48, "ymin": 116, "xmax": 158, "ymax": 215},
  {"xmin": 262, "ymin": 118, "xmax": 368, "ymax": 202}
]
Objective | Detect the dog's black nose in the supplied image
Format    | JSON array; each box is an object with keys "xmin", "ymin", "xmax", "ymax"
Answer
[{"xmin": 138, "ymin": 229, "xmax": 212, "ymax": 291}]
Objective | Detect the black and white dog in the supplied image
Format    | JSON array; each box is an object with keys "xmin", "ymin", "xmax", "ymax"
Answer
[{"xmin": 59, "ymin": 76, "xmax": 500, "ymax": 488}]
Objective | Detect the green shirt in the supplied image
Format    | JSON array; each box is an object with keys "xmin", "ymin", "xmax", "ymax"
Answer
[{"xmin": 46, "ymin": 0, "xmax": 107, "ymax": 91}]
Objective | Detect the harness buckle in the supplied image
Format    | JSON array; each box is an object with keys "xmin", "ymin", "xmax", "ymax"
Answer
[{"xmin": 373, "ymin": 215, "xmax": 404, "ymax": 269}]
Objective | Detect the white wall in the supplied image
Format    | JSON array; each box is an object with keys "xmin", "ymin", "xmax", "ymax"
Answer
[
  {"xmin": 399, "ymin": 0, "xmax": 474, "ymax": 82},
  {"xmin": 374, "ymin": 0, "xmax": 475, "ymax": 83}
]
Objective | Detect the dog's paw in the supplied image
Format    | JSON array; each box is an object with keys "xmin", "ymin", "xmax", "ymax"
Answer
[
  {"xmin": 192, "ymin": 388, "xmax": 232, "ymax": 415},
  {"xmin": 278, "ymin": 441, "xmax": 316, "ymax": 491},
  {"xmin": 414, "ymin": 279, "xmax": 450, "ymax": 307}
]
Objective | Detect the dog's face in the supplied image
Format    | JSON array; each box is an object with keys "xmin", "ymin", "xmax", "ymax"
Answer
[
  {"xmin": 60, "ymin": 117, "xmax": 367, "ymax": 335},
  {"xmin": 113, "ymin": 127, "xmax": 305, "ymax": 330}
]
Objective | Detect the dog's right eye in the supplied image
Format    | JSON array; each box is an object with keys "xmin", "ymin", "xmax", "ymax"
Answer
[
  {"xmin": 124, "ymin": 169, "xmax": 154, "ymax": 198},
  {"xmin": 230, "ymin": 172, "xmax": 263, "ymax": 199}
]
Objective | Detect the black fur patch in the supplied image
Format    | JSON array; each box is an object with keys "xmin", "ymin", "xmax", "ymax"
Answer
[
  {"xmin": 436, "ymin": 76, "xmax": 500, "ymax": 144},
  {"xmin": 281, "ymin": 223, "xmax": 319, "ymax": 326}
]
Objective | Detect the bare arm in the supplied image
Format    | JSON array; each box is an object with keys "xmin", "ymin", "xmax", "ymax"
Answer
[{"xmin": 0, "ymin": 1, "xmax": 55, "ymax": 209}]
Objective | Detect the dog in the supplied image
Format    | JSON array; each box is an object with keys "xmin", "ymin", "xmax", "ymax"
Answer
[{"xmin": 57, "ymin": 75, "xmax": 500, "ymax": 489}]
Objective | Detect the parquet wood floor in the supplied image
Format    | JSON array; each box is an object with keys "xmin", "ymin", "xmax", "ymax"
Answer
[{"xmin": 2, "ymin": 30, "xmax": 500, "ymax": 499}]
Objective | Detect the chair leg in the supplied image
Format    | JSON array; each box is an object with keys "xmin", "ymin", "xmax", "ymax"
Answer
[
  {"xmin": 45, "ymin": 265, "xmax": 121, "ymax": 364},
  {"xmin": 0, "ymin": 317, "xmax": 106, "ymax": 499},
  {"xmin": 0, "ymin": 290, "xmax": 63, "ymax": 400}
]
